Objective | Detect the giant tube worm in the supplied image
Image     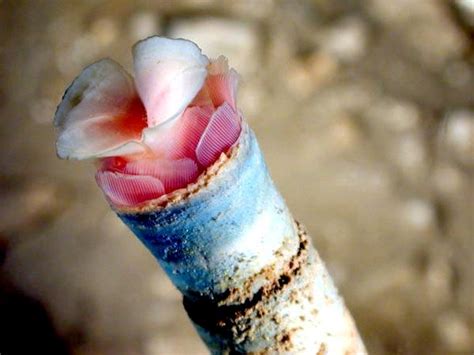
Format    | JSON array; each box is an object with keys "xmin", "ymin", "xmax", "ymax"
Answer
[{"xmin": 54, "ymin": 36, "xmax": 366, "ymax": 354}]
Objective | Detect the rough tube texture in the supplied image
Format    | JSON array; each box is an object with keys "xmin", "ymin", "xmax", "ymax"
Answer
[{"xmin": 116, "ymin": 123, "xmax": 367, "ymax": 354}]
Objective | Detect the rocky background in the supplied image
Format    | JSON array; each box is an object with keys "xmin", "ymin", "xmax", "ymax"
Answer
[{"xmin": 0, "ymin": 0, "xmax": 473, "ymax": 354}]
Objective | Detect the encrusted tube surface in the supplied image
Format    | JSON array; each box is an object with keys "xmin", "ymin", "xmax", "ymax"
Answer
[{"xmin": 116, "ymin": 123, "xmax": 366, "ymax": 354}]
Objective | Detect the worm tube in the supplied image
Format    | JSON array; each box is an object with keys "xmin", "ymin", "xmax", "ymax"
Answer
[
  {"xmin": 54, "ymin": 36, "xmax": 366, "ymax": 354},
  {"xmin": 119, "ymin": 123, "xmax": 366, "ymax": 354}
]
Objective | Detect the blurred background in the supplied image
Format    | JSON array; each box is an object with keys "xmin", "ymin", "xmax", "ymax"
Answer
[{"xmin": 0, "ymin": 0, "xmax": 473, "ymax": 354}]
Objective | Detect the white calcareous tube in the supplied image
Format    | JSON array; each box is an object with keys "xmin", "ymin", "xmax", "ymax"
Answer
[{"xmin": 117, "ymin": 123, "xmax": 366, "ymax": 354}]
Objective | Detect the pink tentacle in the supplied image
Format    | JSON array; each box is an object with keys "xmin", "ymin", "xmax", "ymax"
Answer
[
  {"xmin": 206, "ymin": 68, "xmax": 239, "ymax": 110},
  {"xmin": 190, "ymin": 56, "xmax": 239, "ymax": 109},
  {"xmin": 195, "ymin": 102, "xmax": 241, "ymax": 167},
  {"xmin": 96, "ymin": 171, "xmax": 165, "ymax": 206},
  {"xmin": 147, "ymin": 105, "xmax": 214, "ymax": 160},
  {"xmin": 125, "ymin": 158, "xmax": 199, "ymax": 192}
]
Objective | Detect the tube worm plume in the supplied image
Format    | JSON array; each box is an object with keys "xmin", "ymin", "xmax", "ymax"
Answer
[{"xmin": 54, "ymin": 36, "xmax": 366, "ymax": 354}]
